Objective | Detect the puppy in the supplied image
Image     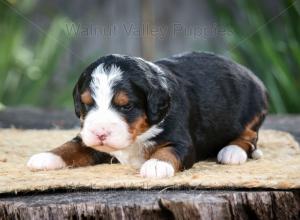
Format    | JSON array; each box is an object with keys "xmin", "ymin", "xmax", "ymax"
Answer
[{"xmin": 27, "ymin": 52, "xmax": 268, "ymax": 178}]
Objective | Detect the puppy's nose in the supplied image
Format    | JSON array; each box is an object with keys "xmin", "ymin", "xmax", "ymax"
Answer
[
  {"xmin": 92, "ymin": 130, "xmax": 111, "ymax": 142},
  {"xmin": 97, "ymin": 134, "xmax": 108, "ymax": 141}
]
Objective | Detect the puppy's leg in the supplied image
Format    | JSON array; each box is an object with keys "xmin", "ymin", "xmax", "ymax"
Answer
[
  {"xmin": 27, "ymin": 136, "xmax": 115, "ymax": 171},
  {"xmin": 217, "ymin": 126, "xmax": 263, "ymax": 165},
  {"xmin": 140, "ymin": 146, "xmax": 181, "ymax": 178}
]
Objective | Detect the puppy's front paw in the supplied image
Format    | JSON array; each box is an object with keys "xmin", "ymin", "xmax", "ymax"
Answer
[
  {"xmin": 27, "ymin": 152, "xmax": 66, "ymax": 171},
  {"xmin": 217, "ymin": 145, "xmax": 247, "ymax": 165},
  {"xmin": 140, "ymin": 159, "xmax": 174, "ymax": 178}
]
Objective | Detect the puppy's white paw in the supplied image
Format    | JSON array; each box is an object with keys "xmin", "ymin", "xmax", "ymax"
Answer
[
  {"xmin": 251, "ymin": 148, "xmax": 263, "ymax": 159},
  {"xmin": 217, "ymin": 145, "xmax": 247, "ymax": 165},
  {"xmin": 27, "ymin": 152, "xmax": 66, "ymax": 171},
  {"xmin": 140, "ymin": 159, "xmax": 174, "ymax": 178}
]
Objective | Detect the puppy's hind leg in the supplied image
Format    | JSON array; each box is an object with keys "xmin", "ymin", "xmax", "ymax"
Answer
[{"xmin": 217, "ymin": 115, "xmax": 264, "ymax": 165}]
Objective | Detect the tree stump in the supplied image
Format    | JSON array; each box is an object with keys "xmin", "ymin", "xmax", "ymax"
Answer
[{"xmin": 0, "ymin": 190, "xmax": 299, "ymax": 219}]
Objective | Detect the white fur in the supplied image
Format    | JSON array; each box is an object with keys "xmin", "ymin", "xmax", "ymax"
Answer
[
  {"xmin": 251, "ymin": 148, "xmax": 263, "ymax": 159},
  {"xmin": 90, "ymin": 64, "xmax": 122, "ymax": 108},
  {"xmin": 110, "ymin": 142, "xmax": 145, "ymax": 169},
  {"xmin": 140, "ymin": 159, "xmax": 174, "ymax": 178},
  {"xmin": 217, "ymin": 145, "xmax": 248, "ymax": 164},
  {"xmin": 136, "ymin": 125, "xmax": 163, "ymax": 143},
  {"xmin": 81, "ymin": 64, "xmax": 131, "ymax": 149},
  {"xmin": 27, "ymin": 152, "xmax": 66, "ymax": 171},
  {"xmin": 109, "ymin": 126, "xmax": 163, "ymax": 168}
]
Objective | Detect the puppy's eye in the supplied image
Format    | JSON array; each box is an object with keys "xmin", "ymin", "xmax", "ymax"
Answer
[
  {"xmin": 119, "ymin": 103, "xmax": 133, "ymax": 112},
  {"xmin": 85, "ymin": 103, "xmax": 94, "ymax": 111}
]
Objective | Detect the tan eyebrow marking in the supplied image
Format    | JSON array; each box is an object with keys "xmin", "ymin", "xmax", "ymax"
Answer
[
  {"xmin": 113, "ymin": 91, "xmax": 129, "ymax": 106},
  {"xmin": 81, "ymin": 90, "xmax": 93, "ymax": 105}
]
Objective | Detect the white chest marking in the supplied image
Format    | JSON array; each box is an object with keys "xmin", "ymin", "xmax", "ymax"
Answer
[
  {"xmin": 110, "ymin": 142, "xmax": 146, "ymax": 169},
  {"xmin": 109, "ymin": 125, "xmax": 163, "ymax": 168}
]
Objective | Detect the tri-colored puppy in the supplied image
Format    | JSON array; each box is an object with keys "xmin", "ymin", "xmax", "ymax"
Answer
[{"xmin": 27, "ymin": 52, "xmax": 268, "ymax": 178}]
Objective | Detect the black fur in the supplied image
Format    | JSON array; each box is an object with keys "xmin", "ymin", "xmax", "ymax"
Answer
[{"xmin": 73, "ymin": 52, "xmax": 268, "ymax": 169}]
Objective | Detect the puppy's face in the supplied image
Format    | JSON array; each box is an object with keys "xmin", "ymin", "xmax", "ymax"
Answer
[{"xmin": 73, "ymin": 55, "xmax": 170, "ymax": 152}]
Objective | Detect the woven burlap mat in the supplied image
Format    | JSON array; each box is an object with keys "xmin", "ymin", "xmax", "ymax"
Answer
[{"xmin": 0, "ymin": 129, "xmax": 299, "ymax": 194}]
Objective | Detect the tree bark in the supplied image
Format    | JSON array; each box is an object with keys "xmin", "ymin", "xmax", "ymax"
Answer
[{"xmin": 0, "ymin": 190, "xmax": 299, "ymax": 220}]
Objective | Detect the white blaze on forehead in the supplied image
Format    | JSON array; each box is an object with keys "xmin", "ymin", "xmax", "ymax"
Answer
[
  {"xmin": 81, "ymin": 63, "xmax": 131, "ymax": 149},
  {"xmin": 90, "ymin": 64, "xmax": 123, "ymax": 108}
]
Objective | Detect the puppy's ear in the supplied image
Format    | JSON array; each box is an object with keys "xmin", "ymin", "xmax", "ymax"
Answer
[
  {"xmin": 131, "ymin": 58, "xmax": 172, "ymax": 125},
  {"xmin": 147, "ymin": 88, "xmax": 170, "ymax": 125},
  {"xmin": 72, "ymin": 82, "xmax": 82, "ymax": 118}
]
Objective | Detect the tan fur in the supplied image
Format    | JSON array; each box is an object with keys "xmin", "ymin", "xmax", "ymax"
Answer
[
  {"xmin": 230, "ymin": 113, "xmax": 266, "ymax": 153},
  {"xmin": 113, "ymin": 91, "xmax": 129, "ymax": 106},
  {"xmin": 129, "ymin": 114, "xmax": 149, "ymax": 140},
  {"xmin": 51, "ymin": 139, "xmax": 99, "ymax": 167},
  {"xmin": 150, "ymin": 146, "xmax": 181, "ymax": 172},
  {"xmin": 143, "ymin": 142, "xmax": 171, "ymax": 160},
  {"xmin": 81, "ymin": 90, "xmax": 93, "ymax": 105}
]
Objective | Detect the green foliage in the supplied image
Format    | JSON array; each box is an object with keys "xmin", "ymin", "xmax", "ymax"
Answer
[
  {"xmin": 208, "ymin": 0, "xmax": 300, "ymax": 113},
  {"xmin": 1, "ymin": 0, "xmax": 299, "ymax": 114},
  {"xmin": 0, "ymin": 0, "xmax": 75, "ymax": 108}
]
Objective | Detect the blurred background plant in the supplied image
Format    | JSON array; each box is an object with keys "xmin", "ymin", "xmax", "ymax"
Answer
[
  {"xmin": 0, "ymin": 0, "xmax": 299, "ymax": 113},
  {"xmin": 0, "ymin": 0, "xmax": 78, "ymax": 109},
  {"xmin": 208, "ymin": 0, "xmax": 300, "ymax": 113}
]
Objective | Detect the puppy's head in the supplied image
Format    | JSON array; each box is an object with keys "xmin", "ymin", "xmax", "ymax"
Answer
[{"xmin": 73, "ymin": 55, "xmax": 170, "ymax": 152}]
